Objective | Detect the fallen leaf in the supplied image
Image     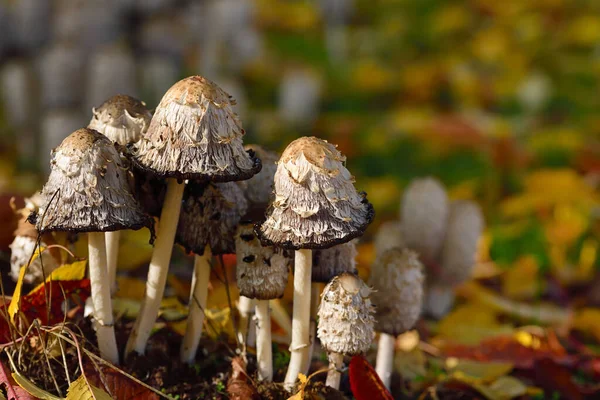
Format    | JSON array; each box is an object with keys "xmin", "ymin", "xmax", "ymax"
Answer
[
  {"xmin": 115, "ymin": 277, "xmax": 147, "ymax": 300},
  {"xmin": 572, "ymin": 308, "xmax": 600, "ymax": 342},
  {"xmin": 66, "ymin": 374, "xmax": 111, "ymax": 400},
  {"xmin": 533, "ymin": 358, "xmax": 585, "ymax": 400},
  {"xmin": 0, "ymin": 360, "xmax": 35, "ymax": 400},
  {"xmin": 349, "ymin": 355, "xmax": 393, "ymax": 400},
  {"xmin": 446, "ymin": 359, "xmax": 514, "ymax": 381},
  {"xmin": 227, "ymin": 357, "xmax": 259, "ymax": 400},
  {"xmin": 11, "ymin": 371, "xmax": 61, "ymax": 400},
  {"xmin": 83, "ymin": 364, "xmax": 159, "ymax": 400},
  {"xmin": 8, "ymin": 247, "xmax": 44, "ymax": 323}
]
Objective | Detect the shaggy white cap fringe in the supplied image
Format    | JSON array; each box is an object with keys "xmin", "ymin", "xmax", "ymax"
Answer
[
  {"xmin": 88, "ymin": 94, "xmax": 151, "ymax": 146},
  {"xmin": 312, "ymin": 240, "xmax": 358, "ymax": 283}
]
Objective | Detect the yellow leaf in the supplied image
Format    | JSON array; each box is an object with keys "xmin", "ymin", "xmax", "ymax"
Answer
[
  {"xmin": 298, "ymin": 373, "xmax": 307, "ymax": 384},
  {"xmin": 31, "ymin": 260, "xmax": 87, "ymax": 293},
  {"xmin": 112, "ymin": 298, "xmax": 141, "ymax": 319},
  {"xmin": 66, "ymin": 374, "xmax": 111, "ymax": 400},
  {"xmin": 8, "ymin": 247, "xmax": 44, "ymax": 323},
  {"xmin": 115, "ymin": 276, "xmax": 147, "ymax": 300},
  {"xmin": 159, "ymin": 297, "xmax": 188, "ymax": 321},
  {"xmin": 447, "ymin": 359, "xmax": 513, "ymax": 382},
  {"xmin": 12, "ymin": 372, "xmax": 63, "ymax": 400},
  {"xmin": 117, "ymin": 229, "xmax": 153, "ymax": 271},
  {"xmin": 572, "ymin": 308, "xmax": 600, "ymax": 341},
  {"xmin": 436, "ymin": 304, "xmax": 513, "ymax": 345},
  {"xmin": 502, "ymin": 256, "xmax": 540, "ymax": 300}
]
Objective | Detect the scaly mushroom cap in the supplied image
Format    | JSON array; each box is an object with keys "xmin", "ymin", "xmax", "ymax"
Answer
[
  {"xmin": 88, "ymin": 94, "xmax": 152, "ymax": 146},
  {"xmin": 437, "ymin": 200, "xmax": 484, "ymax": 286},
  {"xmin": 374, "ymin": 220, "xmax": 405, "ymax": 256},
  {"xmin": 235, "ymin": 222, "xmax": 290, "ymax": 300},
  {"xmin": 258, "ymin": 136, "xmax": 374, "ymax": 250},
  {"xmin": 400, "ymin": 177, "xmax": 448, "ymax": 264},
  {"xmin": 369, "ymin": 248, "xmax": 424, "ymax": 336},
  {"xmin": 131, "ymin": 75, "xmax": 261, "ymax": 182},
  {"xmin": 239, "ymin": 144, "xmax": 279, "ymax": 209},
  {"xmin": 176, "ymin": 181, "xmax": 248, "ymax": 256},
  {"xmin": 32, "ymin": 128, "xmax": 153, "ymax": 235},
  {"xmin": 317, "ymin": 272, "xmax": 375, "ymax": 355},
  {"xmin": 312, "ymin": 241, "xmax": 358, "ymax": 283}
]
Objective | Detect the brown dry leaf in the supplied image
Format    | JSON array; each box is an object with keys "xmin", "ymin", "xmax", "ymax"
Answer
[
  {"xmin": 227, "ymin": 357, "xmax": 259, "ymax": 400},
  {"xmin": 83, "ymin": 364, "xmax": 159, "ymax": 400}
]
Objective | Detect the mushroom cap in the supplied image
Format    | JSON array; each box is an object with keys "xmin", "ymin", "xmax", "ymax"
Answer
[
  {"xmin": 437, "ymin": 200, "xmax": 484, "ymax": 286},
  {"xmin": 257, "ymin": 136, "xmax": 374, "ymax": 250},
  {"xmin": 130, "ymin": 75, "xmax": 261, "ymax": 182},
  {"xmin": 373, "ymin": 220, "xmax": 405, "ymax": 256},
  {"xmin": 317, "ymin": 272, "xmax": 375, "ymax": 355},
  {"xmin": 32, "ymin": 128, "xmax": 153, "ymax": 235},
  {"xmin": 176, "ymin": 181, "xmax": 248, "ymax": 256},
  {"xmin": 312, "ymin": 240, "xmax": 358, "ymax": 283},
  {"xmin": 238, "ymin": 144, "xmax": 279, "ymax": 209},
  {"xmin": 235, "ymin": 222, "xmax": 290, "ymax": 300},
  {"xmin": 10, "ymin": 235, "xmax": 60, "ymax": 285},
  {"xmin": 400, "ymin": 177, "xmax": 448, "ymax": 264},
  {"xmin": 369, "ymin": 248, "xmax": 424, "ymax": 336},
  {"xmin": 88, "ymin": 94, "xmax": 152, "ymax": 146}
]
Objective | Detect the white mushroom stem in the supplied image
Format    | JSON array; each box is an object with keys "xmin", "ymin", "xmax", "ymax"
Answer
[
  {"xmin": 255, "ymin": 300, "xmax": 273, "ymax": 381},
  {"xmin": 88, "ymin": 231, "xmax": 119, "ymax": 364},
  {"xmin": 180, "ymin": 247, "xmax": 212, "ymax": 363},
  {"xmin": 126, "ymin": 178, "xmax": 185, "ymax": 356},
  {"xmin": 305, "ymin": 282, "xmax": 322, "ymax": 374},
  {"xmin": 284, "ymin": 249, "xmax": 312, "ymax": 390},
  {"xmin": 325, "ymin": 352, "xmax": 344, "ymax": 389},
  {"xmin": 375, "ymin": 333, "xmax": 395, "ymax": 390},
  {"xmin": 424, "ymin": 283, "xmax": 456, "ymax": 319},
  {"xmin": 238, "ymin": 295, "xmax": 256, "ymax": 349},
  {"xmin": 105, "ymin": 230, "xmax": 120, "ymax": 295}
]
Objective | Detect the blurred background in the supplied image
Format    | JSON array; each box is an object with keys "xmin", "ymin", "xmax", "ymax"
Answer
[{"xmin": 1, "ymin": 0, "xmax": 600, "ymax": 297}]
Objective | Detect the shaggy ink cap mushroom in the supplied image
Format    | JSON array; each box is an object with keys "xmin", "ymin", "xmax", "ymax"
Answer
[
  {"xmin": 438, "ymin": 200, "xmax": 484, "ymax": 286},
  {"xmin": 400, "ymin": 177, "xmax": 448, "ymax": 264},
  {"xmin": 312, "ymin": 241, "xmax": 358, "ymax": 283},
  {"xmin": 88, "ymin": 94, "xmax": 152, "ymax": 146},
  {"xmin": 239, "ymin": 144, "xmax": 279, "ymax": 209},
  {"xmin": 374, "ymin": 220, "xmax": 405, "ymax": 256},
  {"xmin": 369, "ymin": 248, "xmax": 424, "ymax": 336},
  {"xmin": 176, "ymin": 181, "xmax": 248, "ymax": 256},
  {"xmin": 236, "ymin": 222, "xmax": 290, "ymax": 300},
  {"xmin": 317, "ymin": 272, "xmax": 375, "ymax": 356},
  {"xmin": 32, "ymin": 128, "xmax": 153, "ymax": 236},
  {"xmin": 130, "ymin": 75, "xmax": 261, "ymax": 182},
  {"xmin": 257, "ymin": 136, "xmax": 374, "ymax": 250}
]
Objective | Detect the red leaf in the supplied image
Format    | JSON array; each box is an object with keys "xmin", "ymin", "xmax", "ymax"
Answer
[
  {"xmin": 349, "ymin": 355, "xmax": 393, "ymax": 400},
  {"xmin": 83, "ymin": 364, "xmax": 160, "ymax": 400},
  {"xmin": 227, "ymin": 356, "xmax": 259, "ymax": 400},
  {"xmin": 0, "ymin": 360, "xmax": 35, "ymax": 400}
]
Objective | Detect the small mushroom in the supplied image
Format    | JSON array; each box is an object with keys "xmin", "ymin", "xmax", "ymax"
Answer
[
  {"xmin": 238, "ymin": 144, "xmax": 279, "ymax": 221},
  {"xmin": 126, "ymin": 75, "xmax": 260, "ymax": 357},
  {"xmin": 176, "ymin": 181, "xmax": 248, "ymax": 363},
  {"xmin": 88, "ymin": 94, "xmax": 152, "ymax": 294},
  {"xmin": 236, "ymin": 222, "xmax": 290, "ymax": 381},
  {"xmin": 317, "ymin": 272, "xmax": 375, "ymax": 389},
  {"xmin": 258, "ymin": 136, "xmax": 373, "ymax": 389},
  {"xmin": 32, "ymin": 128, "xmax": 153, "ymax": 364},
  {"xmin": 399, "ymin": 177, "xmax": 448, "ymax": 266},
  {"xmin": 369, "ymin": 248, "xmax": 424, "ymax": 389},
  {"xmin": 374, "ymin": 220, "xmax": 404, "ymax": 256},
  {"xmin": 425, "ymin": 200, "xmax": 484, "ymax": 319}
]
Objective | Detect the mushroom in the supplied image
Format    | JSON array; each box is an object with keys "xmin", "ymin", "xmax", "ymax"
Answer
[
  {"xmin": 31, "ymin": 128, "xmax": 153, "ymax": 364},
  {"xmin": 399, "ymin": 177, "xmax": 448, "ymax": 266},
  {"xmin": 126, "ymin": 75, "xmax": 260, "ymax": 357},
  {"xmin": 308, "ymin": 240, "xmax": 358, "ymax": 370},
  {"xmin": 373, "ymin": 220, "xmax": 404, "ymax": 255},
  {"xmin": 257, "ymin": 136, "xmax": 373, "ymax": 389},
  {"xmin": 369, "ymin": 248, "xmax": 424, "ymax": 389},
  {"xmin": 236, "ymin": 222, "xmax": 290, "ymax": 381},
  {"xmin": 87, "ymin": 94, "xmax": 152, "ymax": 294},
  {"xmin": 176, "ymin": 181, "xmax": 248, "ymax": 363},
  {"xmin": 317, "ymin": 272, "xmax": 375, "ymax": 389},
  {"xmin": 425, "ymin": 200, "xmax": 484, "ymax": 318}
]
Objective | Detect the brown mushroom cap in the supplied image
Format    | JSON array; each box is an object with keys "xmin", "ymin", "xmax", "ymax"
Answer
[
  {"xmin": 257, "ymin": 136, "xmax": 374, "ymax": 250},
  {"xmin": 436, "ymin": 200, "xmax": 484, "ymax": 286},
  {"xmin": 175, "ymin": 181, "xmax": 248, "ymax": 256},
  {"xmin": 32, "ymin": 128, "xmax": 153, "ymax": 235},
  {"xmin": 88, "ymin": 94, "xmax": 152, "ymax": 146},
  {"xmin": 235, "ymin": 222, "xmax": 290, "ymax": 300},
  {"xmin": 312, "ymin": 240, "xmax": 358, "ymax": 283},
  {"xmin": 369, "ymin": 248, "xmax": 424, "ymax": 336},
  {"xmin": 400, "ymin": 177, "xmax": 448, "ymax": 265},
  {"xmin": 317, "ymin": 272, "xmax": 375, "ymax": 355},
  {"xmin": 130, "ymin": 75, "xmax": 261, "ymax": 182}
]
